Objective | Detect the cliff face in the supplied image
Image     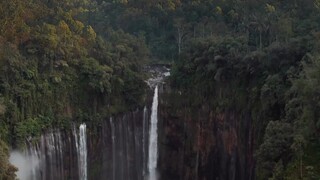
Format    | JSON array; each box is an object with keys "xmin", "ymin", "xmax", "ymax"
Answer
[
  {"xmin": 87, "ymin": 109, "xmax": 148, "ymax": 180},
  {"xmin": 20, "ymin": 81, "xmax": 256, "ymax": 180},
  {"xmin": 158, "ymin": 90, "xmax": 255, "ymax": 180},
  {"xmin": 23, "ymin": 108, "xmax": 150, "ymax": 180},
  {"xmin": 16, "ymin": 66, "xmax": 160, "ymax": 180}
]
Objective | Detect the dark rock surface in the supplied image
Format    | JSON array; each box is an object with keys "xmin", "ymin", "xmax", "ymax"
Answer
[{"xmin": 158, "ymin": 90, "xmax": 255, "ymax": 180}]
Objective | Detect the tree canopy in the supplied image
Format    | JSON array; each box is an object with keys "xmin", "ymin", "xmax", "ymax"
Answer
[{"xmin": 1, "ymin": 0, "xmax": 320, "ymax": 178}]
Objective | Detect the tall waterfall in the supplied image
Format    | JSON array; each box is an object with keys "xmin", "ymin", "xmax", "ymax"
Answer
[
  {"xmin": 9, "ymin": 65, "xmax": 169, "ymax": 180},
  {"xmin": 148, "ymin": 86, "xmax": 159, "ymax": 180},
  {"xmin": 10, "ymin": 92, "xmax": 160, "ymax": 180},
  {"xmin": 77, "ymin": 124, "xmax": 87, "ymax": 180}
]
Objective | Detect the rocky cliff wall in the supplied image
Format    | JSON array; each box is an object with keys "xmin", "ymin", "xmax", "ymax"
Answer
[{"xmin": 158, "ymin": 90, "xmax": 255, "ymax": 180}]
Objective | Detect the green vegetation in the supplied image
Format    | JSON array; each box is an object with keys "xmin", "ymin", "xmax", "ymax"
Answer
[
  {"xmin": 168, "ymin": 0, "xmax": 320, "ymax": 179},
  {"xmin": 0, "ymin": 0, "xmax": 149, "ymax": 147},
  {"xmin": 0, "ymin": 140, "xmax": 16, "ymax": 180},
  {"xmin": 0, "ymin": 0, "xmax": 320, "ymax": 179}
]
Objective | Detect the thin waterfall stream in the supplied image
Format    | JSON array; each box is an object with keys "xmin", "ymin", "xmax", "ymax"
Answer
[
  {"xmin": 142, "ymin": 106, "xmax": 148, "ymax": 177},
  {"xmin": 9, "ymin": 66, "xmax": 169, "ymax": 180},
  {"xmin": 110, "ymin": 118, "xmax": 116, "ymax": 180},
  {"xmin": 78, "ymin": 124, "xmax": 87, "ymax": 180},
  {"xmin": 148, "ymin": 86, "xmax": 159, "ymax": 180}
]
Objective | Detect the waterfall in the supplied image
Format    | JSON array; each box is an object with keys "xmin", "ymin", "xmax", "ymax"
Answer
[
  {"xmin": 46, "ymin": 131, "xmax": 64, "ymax": 180},
  {"xmin": 142, "ymin": 106, "xmax": 147, "ymax": 177},
  {"xmin": 10, "ymin": 130, "xmax": 67, "ymax": 180},
  {"xmin": 110, "ymin": 118, "xmax": 116, "ymax": 180},
  {"xmin": 148, "ymin": 86, "xmax": 159, "ymax": 180},
  {"xmin": 119, "ymin": 117, "xmax": 125, "ymax": 180},
  {"xmin": 29, "ymin": 145, "xmax": 40, "ymax": 179},
  {"xmin": 9, "ymin": 149, "xmax": 40, "ymax": 180},
  {"xmin": 11, "ymin": 103, "xmax": 156, "ymax": 180},
  {"xmin": 77, "ymin": 124, "xmax": 87, "ymax": 180}
]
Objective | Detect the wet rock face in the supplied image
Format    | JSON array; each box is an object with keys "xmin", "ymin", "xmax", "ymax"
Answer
[
  {"xmin": 18, "ymin": 65, "xmax": 167, "ymax": 180},
  {"xmin": 23, "ymin": 109, "xmax": 150, "ymax": 180},
  {"xmin": 158, "ymin": 92, "xmax": 255, "ymax": 180},
  {"xmin": 18, "ymin": 64, "xmax": 255, "ymax": 180},
  {"xmin": 87, "ymin": 110, "xmax": 148, "ymax": 180},
  {"xmin": 23, "ymin": 129, "xmax": 80, "ymax": 180},
  {"xmin": 145, "ymin": 65, "xmax": 170, "ymax": 88}
]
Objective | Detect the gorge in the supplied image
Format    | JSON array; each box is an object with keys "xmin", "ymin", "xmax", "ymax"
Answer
[
  {"xmin": 1, "ymin": 0, "xmax": 320, "ymax": 179},
  {"xmin": 9, "ymin": 66, "xmax": 255, "ymax": 180},
  {"xmin": 9, "ymin": 69, "xmax": 166, "ymax": 180}
]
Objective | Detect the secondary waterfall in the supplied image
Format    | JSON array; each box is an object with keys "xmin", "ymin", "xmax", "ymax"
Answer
[
  {"xmin": 142, "ymin": 106, "xmax": 148, "ymax": 177},
  {"xmin": 9, "ymin": 65, "xmax": 169, "ymax": 180},
  {"xmin": 148, "ymin": 86, "xmax": 159, "ymax": 180},
  {"xmin": 10, "ymin": 94, "xmax": 162, "ymax": 180},
  {"xmin": 110, "ymin": 118, "xmax": 116, "ymax": 180},
  {"xmin": 77, "ymin": 124, "xmax": 87, "ymax": 180}
]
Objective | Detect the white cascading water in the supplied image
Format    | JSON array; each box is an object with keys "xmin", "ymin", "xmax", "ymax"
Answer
[
  {"xmin": 9, "ymin": 149, "xmax": 40, "ymax": 180},
  {"xmin": 10, "ymin": 130, "xmax": 65, "ymax": 180},
  {"xmin": 142, "ymin": 106, "xmax": 147, "ymax": 177},
  {"xmin": 110, "ymin": 117, "xmax": 116, "ymax": 180},
  {"xmin": 30, "ymin": 145, "xmax": 40, "ymax": 179},
  {"xmin": 148, "ymin": 86, "xmax": 159, "ymax": 180},
  {"xmin": 119, "ymin": 118, "xmax": 125, "ymax": 180},
  {"xmin": 78, "ymin": 124, "xmax": 87, "ymax": 180}
]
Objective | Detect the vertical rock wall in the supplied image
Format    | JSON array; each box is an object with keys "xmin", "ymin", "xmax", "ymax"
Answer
[{"xmin": 158, "ymin": 91, "xmax": 255, "ymax": 180}]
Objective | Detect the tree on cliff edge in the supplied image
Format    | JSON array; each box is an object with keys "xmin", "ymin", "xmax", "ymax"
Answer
[{"xmin": 0, "ymin": 140, "xmax": 17, "ymax": 180}]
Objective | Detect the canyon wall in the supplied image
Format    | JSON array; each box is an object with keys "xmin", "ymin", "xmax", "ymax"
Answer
[
  {"xmin": 18, "ymin": 82, "xmax": 256, "ymax": 180},
  {"xmin": 158, "ymin": 89, "xmax": 255, "ymax": 180},
  {"xmin": 23, "ymin": 108, "xmax": 150, "ymax": 180}
]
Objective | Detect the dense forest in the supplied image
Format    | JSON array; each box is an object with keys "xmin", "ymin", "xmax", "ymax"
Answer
[{"xmin": 0, "ymin": 0, "xmax": 320, "ymax": 179}]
